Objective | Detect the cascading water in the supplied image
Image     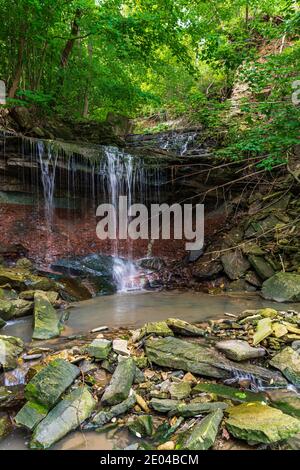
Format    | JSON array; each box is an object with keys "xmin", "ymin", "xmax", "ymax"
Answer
[
  {"xmin": 159, "ymin": 130, "xmax": 198, "ymax": 155},
  {"xmin": 37, "ymin": 140, "xmax": 58, "ymax": 230}
]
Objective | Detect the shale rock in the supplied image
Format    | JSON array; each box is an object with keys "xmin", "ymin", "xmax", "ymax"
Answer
[
  {"xmin": 248, "ymin": 255, "xmax": 275, "ymax": 280},
  {"xmin": 192, "ymin": 383, "xmax": 266, "ymax": 403},
  {"xmin": 0, "ymin": 413, "xmax": 13, "ymax": 440},
  {"xmin": 32, "ymin": 291, "xmax": 61, "ymax": 340},
  {"xmin": 30, "ymin": 387, "xmax": 96, "ymax": 449},
  {"xmin": 170, "ymin": 382, "xmax": 191, "ymax": 400},
  {"xmin": 15, "ymin": 401, "xmax": 48, "ymax": 430},
  {"xmin": 0, "ymin": 335, "xmax": 24, "ymax": 370},
  {"xmin": 269, "ymin": 347, "xmax": 300, "ymax": 386},
  {"xmin": 166, "ymin": 318, "xmax": 204, "ymax": 337},
  {"xmin": 145, "ymin": 337, "xmax": 286, "ymax": 386},
  {"xmin": 92, "ymin": 394, "xmax": 136, "ymax": 427},
  {"xmin": 180, "ymin": 409, "xmax": 223, "ymax": 450},
  {"xmin": 86, "ymin": 339, "xmax": 111, "ymax": 359},
  {"xmin": 215, "ymin": 340, "xmax": 265, "ymax": 361},
  {"xmin": 262, "ymin": 273, "xmax": 300, "ymax": 302},
  {"xmin": 221, "ymin": 250, "xmax": 250, "ymax": 280},
  {"xmin": 225, "ymin": 403, "xmax": 300, "ymax": 444},
  {"xmin": 0, "ymin": 298, "xmax": 32, "ymax": 320},
  {"xmin": 267, "ymin": 389, "xmax": 300, "ymax": 418},
  {"xmin": 25, "ymin": 358, "xmax": 80, "ymax": 409},
  {"xmin": 101, "ymin": 357, "xmax": 135, "ymax": 405}
]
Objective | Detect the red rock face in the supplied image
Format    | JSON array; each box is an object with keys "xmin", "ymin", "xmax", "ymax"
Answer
[
  {"xmin": 0, "ymin": 203, "xmax": 187, "ymax": 265},
  {"xmin": 0, "ymin": 200, "xmax": 227, "ymax": 267}
]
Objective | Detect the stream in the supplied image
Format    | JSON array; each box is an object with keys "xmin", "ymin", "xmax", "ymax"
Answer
[{"xmin": 1, "ymin": 290, "xmax": 300, "ymax": 451}]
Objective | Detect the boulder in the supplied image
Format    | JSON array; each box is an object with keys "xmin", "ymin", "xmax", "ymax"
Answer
[
  {"xmin": 32, "ymin": 291, "xmax": 61, "ymax": 340},
  {"xmin": 180, "ymin": 409, "xmax": 223, "ymax": 450},
  {"xmin": 101, "ymin": 357, "xmax": 135, "ymax": 405},
  {"xmin": 25, "ymin": 358, "xmax": 80, "ymax": 409},
  {"xmin": 192, "ymin": 383, "xmax": 266, "ymax": 403},
  {"xmin": 221, "ymin": 249, "xmax": 250, "ymax": 280},
  {"xmin": 145, "ymin": 337, "xmax": 286, "ymax": 386},
  {"xmin": 262, "ymin": 273, "xmax": 300, "ymax": 302},
  {"xmin": 215, "ymin": 340, "xmax": 265, "ymax": 361},
  {"xmin": 30, "ymin": 387, "xmax": 96, "ymax": 449},
  {"xmin": 92, "ymin": 394, "xmax": 136, "ymax": 427},
  {"xmin": 166, "ymin": 318, "xmax": 205, "ymax": 337},
  {"xmin": 0, "ymin": 318, "xmax": 6, "ymax": 329},
  {"xmin": 225, "ymin": 402, "xmax": 300, "ymax": 443},
  {"xmin": 0, "ymin": 335, "xmax": 24, "ymax": 370},
  {"xmin": 269, "ymin": 347, "xmax": 300, "ymax": 386},
  {"xmin": 86, "ymin": 339, "xmax": 111, "ymax": 359},
  {"xmin": 15, "ymin": 401, "xmax": 48, "ymax": 430},
  {"xmin": 248, "ymin": 255, "xmax": 275, "ymax": 280}
]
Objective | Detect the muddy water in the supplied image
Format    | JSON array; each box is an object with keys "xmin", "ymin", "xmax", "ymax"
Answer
[
  {"xmin": 1, "ymin": 290, "xmax": 300, "ymax": 450},
  {"xmin": 4, "ymin": 290, "xmax": 298, "ymax": 343}
]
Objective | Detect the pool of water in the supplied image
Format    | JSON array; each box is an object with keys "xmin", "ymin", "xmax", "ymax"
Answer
[{"xmin": 3, "ymin": 290, "xmax": 298, "ymax": 342}]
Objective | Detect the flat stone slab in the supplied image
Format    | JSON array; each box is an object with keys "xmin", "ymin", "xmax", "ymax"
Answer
[
  {"xmin": 215, "ymin": 340, "xmax": 265, "ymax": 361},
  {"xmin": 30, "ymin": 387, "xmax": 96, "ymax": 449},
  {"xmin": 192, "ymin": 382, "xmax": 266, "ymax": 403},
  {"xmin": 86, "ymin": 339, "xmax": 111, "ymax": 359},
  {"xmin": 15, "ymin": 401, "xmax": 48, "ymax": 430},
  {"xmin": 92, "ymin": 394, "xmax": 136, "ymax": 427},
  {"xmin": 269, "ymin": 347, "xmax": 300, "ymax": 386},
  {"xmin": 113, "ymin": 339, "xmax": 130, "ymax": 356},
  {"xmin": 180, "ymin": 409, "xmax": 223, "ymax": 450},
  {"xmin": 25, "ymin": 358, "xmax": 80, "ymax": 409},
  {"xmin": 101, "ymin": 357, "xmax": 136, "ymax": 405},
  {"xmin": 145, "ymin": 336, "xmax": 286, "ymax": 387},
  {"xmin": 226, "ymin": 402, "xmax": 300, "ymax": 443},
  {"xmin": 166, "ymin": 318, "xmax": 205, "ymax": 337}
]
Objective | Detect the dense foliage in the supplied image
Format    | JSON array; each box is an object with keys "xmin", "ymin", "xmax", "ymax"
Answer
[{"xmin": 0, "ymin": 0, "xmax": 299, "ymax": 166}]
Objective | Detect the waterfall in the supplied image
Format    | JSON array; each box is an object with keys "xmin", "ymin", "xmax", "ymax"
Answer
[{"xmin": 37, "ymin": 140, "xmax": 58, "ymax": 230}]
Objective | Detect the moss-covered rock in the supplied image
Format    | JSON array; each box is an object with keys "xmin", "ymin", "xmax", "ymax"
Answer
[
  {"xmin": 0, "ymin": 413, "xmax": 13, "ymax": 440},
  {"xmin": 0, "ymin": 335, "xmax": 24, "ymax": 370},
  {"xmin": 86, "ymin": 338, "xmax": 111, "ymax": 360},
  {"xmin": 170, "ymin": 381, "xmax": 191, "ymax": 400},
  {"xmin": 25, "ymin": 358, "xmax": 80, "ymax": 409},
  {"xmin": 269, "ymin": 347, "xmax": 300, "ymax": 386},
  {"xmin": 101, "ymin": 357, "xmax": 136, "ymax": 405},
  {"xmin": 145, "ymin": 336, "xmax": 286, "ymax": 386},
  {"xmin": 0, "ymin": 267, "xmax": 55, "ymax": 291},
  {"xmin": 225, "ymin": 402, "xmax": 300, "ymax": 443},
  {"xmin": 30, "ymin": 386, "xmax": 96, "ymax": 449},
  {"xmin": 32, "ymin": 291, "xmax": 61, "ymax": 340},
  {"xmin": 92, "ymin": 394, "xmax": 136, "ymax": 427},
  {"xmin": 248, "ymin": 255, "xmax": 275, "ymax": 280},
  {"xmin": 262, "ymin": 273, "xmax": 300, "ymax": 302},
  {"xmin": 179, "ymin": 409, "xmax": 223, "ymax": 450},
  {"xmin": 0, "ymin": 298, "xmax": 33, "ymax": 320},
  {"xmin": 0, "ymin": 317, "xmax": 5, "ymax": 329},
  {"xmin": 192, "ymin": 382, "xmax": 266, "ymax": 403},
  {"xmin": 267, "ymin": 389, "xmax": 300, "ymax": 418},
  {"xmin": 166, "ymin": 318, "xmax": 205, "ymax": 337},
  {"xmin": 15, "ymin": 401, "xmax": 48, "ymax": 430},
  {"xmin": 221, "ymin": 249, "xmax": 250, "ymax": 280}
]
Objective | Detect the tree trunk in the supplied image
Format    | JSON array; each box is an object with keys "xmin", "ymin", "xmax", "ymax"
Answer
[
  {"xmin": 60, "ymin": 9, "xmax": 82, "ymax": 69},
  {"xmin": 8, "ymin": 36, "xmax": 25, "ymax": 98},
  {"xmin": 82, "ymin": 42, "xmax": 93, "ymax": 118}
]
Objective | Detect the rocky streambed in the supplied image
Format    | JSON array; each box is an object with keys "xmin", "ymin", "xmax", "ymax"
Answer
[{"xmin": 1, "ymin": 273, "xmax": 300, "ymax": 451}]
